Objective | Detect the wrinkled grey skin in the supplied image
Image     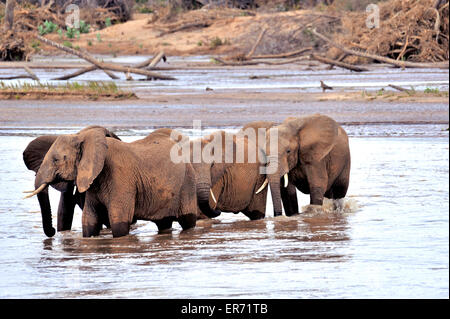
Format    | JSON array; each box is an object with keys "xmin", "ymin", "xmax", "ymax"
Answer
[
  {"xmin": 197, "ymin": 131, "xmax": 269, "ymax": 220},
  {"xmin": 263, "ymin": 114, "xmax": 351, "ymax": 216},
  {"xmin": 32, "ymin": 127, "xmax": 197, "ymax": 238},
  {"xmin": 23, "ymin": 126, "xmax": 120, "ymax": 237}
]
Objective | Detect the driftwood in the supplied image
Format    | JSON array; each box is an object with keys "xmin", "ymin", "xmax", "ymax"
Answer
[
  {"xmin": 310, "ymin": 28, "xmax": 449, "ymax": 69},
  {"xmin": 213, "ymin": 56, "xmax": 308, "ymax": 66},
  {"xmin": 0, "ymin": 75, "xmax": 35, "ymax": 80},
  {"xmin": 52, "ymin": 65, "xmax": 98, "ymax": 81},
  {"xmin": 310, "ymin": 53, "xmax": 369, "ymax": 72},
  {"xmin": 246, "ymin": 28, "xmax": 267, "ymax": 59},
  {"xmin": 37, "ymin": 36, "xmax": 175, "ymax": 80},
  {"xmin": 0, "ymin": 65, "xmax": 40, "ymax": 80},
  {"xmin": 252, "ymin": 47, "xmax": 313, "ymax": 59},
  {"xmin": 23, "ymin": 66, "xmax": 40, "ymax": 81},
  {"xmin": 147, "ymin": 51, "xmax": 167, "ymax": 69},
  {"xmin": 53, "ymin": 51, "xmax": 168, "ymax": 81},
  {"xmin": 388, "ymin": 84, "xmax": 414, "ymax": 93},
  {"xmin": 212, "ymin": 57, "xmax": 261, "ymax": 66},
  {"xmin": 157, "ymin": 22, "xmax": 212, "ymax": 37}
]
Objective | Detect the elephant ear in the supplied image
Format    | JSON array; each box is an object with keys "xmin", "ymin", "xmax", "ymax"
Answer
[
  {"xmin": 79, "ymin": 125, "xmax": 121, "ymax": 141},
  {"xmin": 286, "ymin": 114, "xmax": 339, "ymax": 163},
  {"xmin": 75, "ymin": 129, "xmax": 108, "ymax": 193},
  {"xmin": 23, "ymin": 135, "xmax": 58, "ymax": 172}
]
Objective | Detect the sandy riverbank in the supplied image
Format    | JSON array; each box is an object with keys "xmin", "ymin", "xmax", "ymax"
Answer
[{"xmin": 1, "ymin": 90, "xmax": 447, "ymax": 129}]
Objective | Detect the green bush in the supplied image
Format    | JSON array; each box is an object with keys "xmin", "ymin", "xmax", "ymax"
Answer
[
  {"xmin": 79, "ymin": 20, "xmax": 91, "ymax": 34},
  {"xmin": 210, "ymin": 37, "xmax": 223, "ymax": 49},
  {"xmin": 38, "ymin": 20, "xmax": 58, "ymax": 35}
]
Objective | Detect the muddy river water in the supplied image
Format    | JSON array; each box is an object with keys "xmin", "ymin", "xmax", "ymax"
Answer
[
  {"xmin": 0, "ymin": 125, "xmax": 448, "ymax": 298},
  {"xmin": 0, "ymin": 57, "xmax": 448, "ymax": 298}
]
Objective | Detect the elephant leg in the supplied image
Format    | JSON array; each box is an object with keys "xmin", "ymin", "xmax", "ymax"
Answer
[
  {"xmin": 304, "ymin": 162, "xmax": 328, "ymax": 206},
  {"xmin": 82, "ymin": 200, "xmax": 102, "ymax": 238},
  {"xmin": 242, "ymin": 209, "xmax": 265, "ymax": 220},
  {"xmin": 107, "ymin": 198, "xmax": 134, "ymax": 238},
  {"xmin": 178, "ymin": 213, "xmax": 197, "ymax": 230},
  {"xmin": 57, "ymin": 185, "xmax": 76, "ymax": 232},
  {"xmin": 281, "ymin": 182, "xmax": 299, "ymax": 216},
  {"xmin": 330, "ymin": 162, "xmax": 351, "ymax": 200},
  {"xmin": 96, "ymin": 203, "xmax": 110, "ymax": 229},
  {"xmin": 154, "ymin": 217, "xmax": 174, "ymax": 232}
]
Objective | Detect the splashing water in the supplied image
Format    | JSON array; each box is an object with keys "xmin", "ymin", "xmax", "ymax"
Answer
[{"xmin": 301, "ymin": 198, "xmax": 361, "ymax": 215}]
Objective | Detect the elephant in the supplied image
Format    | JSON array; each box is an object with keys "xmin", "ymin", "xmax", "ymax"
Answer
[
  {"xmin": 24, "ymin": 127, "xmax": 197, "ymax": 238},
  {"xmin": 263, "ymin": 114, "xmax": 351, "ymax": 217},
  {"xmin": 23, "ymin": 126, "xmax": 120, "ymax": 237},
  {"xmin": 179, "ymin": 129, "xmax": 270, "ymax": 220}
]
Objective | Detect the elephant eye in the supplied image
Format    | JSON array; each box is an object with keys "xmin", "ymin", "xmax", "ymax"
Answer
[{"xmin": 286, "ymin": 149, "xmax": 291, "ymax": 154}]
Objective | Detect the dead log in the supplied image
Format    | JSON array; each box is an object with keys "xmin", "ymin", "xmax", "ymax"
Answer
[
  {"xmin": 309, "ymin": 28, "xmax": 449, "ymax": 69},
  {"xmin": 388, "ymin": 84, "xmax": 414, "ymax": 93},
  {"xmin": 0, "ymin": 75, "xmax": 35, "ymax": 80},
  {"xmin": 23, "ymin": 66, "xmax": 40, "ymax": 81},
  {"xmin": 157, "ymin": 22, "xmax": 211, "ymax": 37},
  {"xmin": 212, "ymin": 57, "xmax": 261, "ymax": 66},
  {"xmin": 147, "ymin": 51, "xmax": 167, "ymax": 69},
  {"xmin": 310, "ymin": 54, "xmax": 369, "ymax": 72},
  {"xmin": 213, "ymin": 56, "xmax": 308, "ymax": 66},
  {"xmin": 53, "ymin": 52, "xmax": 167, "ymax": 81},
  {"xmin": 37, "ymin": 36, "xmax": 176, "ymax": 80},
  {"xmin": 52, "ymin": 65, "xmax": 98, "ymax": 81},
  {"xmin": 246, "ymin": 28, "xmax": 267, "ymax": 59},
  {"xmin": 252, "ymin": 47, "xmax": 313, "ymax": 59}
]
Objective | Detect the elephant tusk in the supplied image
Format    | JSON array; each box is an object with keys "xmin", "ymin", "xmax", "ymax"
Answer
[
  {"xmin": 23, "ymin": 184, "xmax": 47, "ymax": 199},
  {"xmin": 255, "ymin": 178, "xmax": 268, "ymax": 194},
  {"xmin": 210, "ymin": 189, "xmax": 217, "ymax": 204},
  {"xmin": 283, "ymin": 173, "xmax": 289, "ymax": 188}
]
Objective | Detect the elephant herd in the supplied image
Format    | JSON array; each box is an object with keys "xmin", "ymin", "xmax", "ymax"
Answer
[{"xmin": 23, "ymin": 114, "xmax": 351, "ymax": 238}]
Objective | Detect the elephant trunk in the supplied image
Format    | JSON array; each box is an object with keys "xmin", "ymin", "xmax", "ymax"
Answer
[
  {"xmin": 197, "ymin": 182, "xmax": 221, "ymax": 218},
  {"xmin": 268, "ymin": 174, "xmax": 283, "ymax": 217},
  {"xmin": 34, "ymin": 171, "xmax": 55, "ymax": 237},
  {"xmin": 35, "ymin": 168, "xmax": 56, "ymax": 237}
]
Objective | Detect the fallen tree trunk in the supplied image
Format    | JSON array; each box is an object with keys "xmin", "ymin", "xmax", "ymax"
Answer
[
  {"xmin": 52, "ymin": 65, "xmax": 98, "ymax": 81},
  {"xmin": 310, "ymin": 53, "xmax": 369, "ymax": 72},
  {"xmin": 388, "ymin": 84, "xmax": 414, "ymax": 93},
  {"xmin": 37, "ymin": 36, "xmax": 176, "ymax": 80},
  {"xmin": 213, "ymin": 55, "xmax": 309, "ymax": 66},
  {"xmin": 0, "ymin": 75, "xmax": 35, "ymax": 80},
  {"xmin": 310, "ymin": 28, "xmax": 449, "ymax": 69},
  {"xmin": 23, "ymin": 66, "xmax": 40, "ymax": 81},
  {"xmin": 53, "ymin": 51, "xmax": 168, "ymax": 81},
  {"xmin": 252, "ymin": 47, "xmax": 313, "ymax": 59},
  {"xmin": 246, "ymin": 28, "xmax": 267, "ymax": 59},
  {"xmin": 147, "ymin": 51, "xmax": 166, "ymax": 69},
  {"xmin": 157, "ymin": 22, "xmax": 212, "ymax": 37}
]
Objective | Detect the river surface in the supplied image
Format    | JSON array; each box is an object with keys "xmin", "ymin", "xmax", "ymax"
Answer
[
  {"xmin": 1, "ymin": 55, "xmax": 448, "ymax": 94},
  {"xmin": 0, "ymin": 124, "xmax": 448, "ymax": 298}
]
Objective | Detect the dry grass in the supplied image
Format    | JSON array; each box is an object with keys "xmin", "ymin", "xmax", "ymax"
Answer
[{"xmin": 0, "ymin": 81, "xmax": 137, "ymax": 100}]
